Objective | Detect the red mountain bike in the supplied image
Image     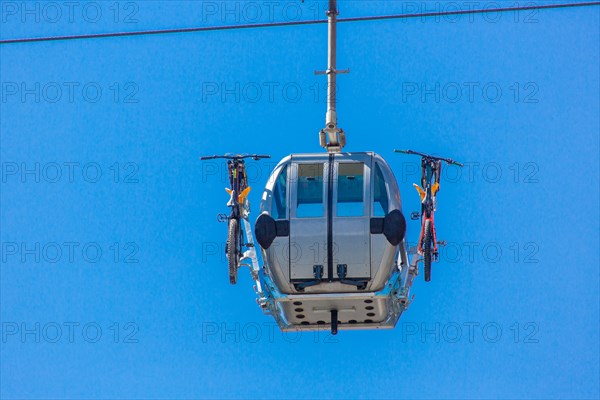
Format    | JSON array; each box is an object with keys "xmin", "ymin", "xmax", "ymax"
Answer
[{"xmin": 395, "ymin": 149, "xmax": 463, "ymax": 282}]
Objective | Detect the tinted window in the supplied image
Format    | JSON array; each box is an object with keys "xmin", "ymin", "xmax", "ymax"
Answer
[
  {"xmin": 373, "ymin": 163, "xmax": 389, "ymax": 217},
  {"xmin": 337, "ymin": 163, "xmax": 364, "ymax": 217},
  {"xmin": 272, "ymin": 166, "xmax": 287, "ymax": 219},
  {"xmin": 296, "ymin": 163, "xmax": 324, "ymax": 218}
]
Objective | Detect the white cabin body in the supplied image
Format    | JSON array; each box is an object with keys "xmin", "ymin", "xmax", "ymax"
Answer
[{"xmin": 254, "ymin": 152, "xmax": 414, "ymax": 330}]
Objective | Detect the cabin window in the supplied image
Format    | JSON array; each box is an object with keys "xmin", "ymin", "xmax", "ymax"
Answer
[
  {"xmin": 337, "ymin": 163, "xmax": 364, "ymax": 217},
  {"xmin": 296, "ymin": 163, "xmax": 324, "ymax": 218},
  {"xmin": 373, "ymin": 163, "xmax": 389, "ymax": 217},
  {"xmin": 272, "ymin": 165, "xmax": 287, "ymax": 219}
]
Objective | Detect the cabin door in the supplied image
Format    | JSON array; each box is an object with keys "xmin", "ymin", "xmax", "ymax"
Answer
[
  {"xmin": 331, "ymin": 154, "xmax": 371, "ymax": 283},
  {"xmin": 288, "ymin": 161, "xmax": 328, "ymax": 283}
]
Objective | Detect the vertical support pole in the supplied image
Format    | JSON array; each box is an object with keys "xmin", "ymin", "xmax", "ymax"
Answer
[
  {"xmin": 318, "ymin": 0, "xmax": 346, "ymax": 152},
  {"xmin": 331, "ymin": 309, "xmax": 338, "ymax": 335},
  {"xmin": 326, "ymin": 0, "xmax": 338, "ymax": 132}
]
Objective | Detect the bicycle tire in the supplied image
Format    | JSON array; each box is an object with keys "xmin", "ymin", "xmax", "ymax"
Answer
[
  {"xmin": 423, "ymin": 220, "xmax": 433, "ymax": 282},
  {"xmin": 227, "ymin": 218, "xmax": 239, "ymax": 285}
]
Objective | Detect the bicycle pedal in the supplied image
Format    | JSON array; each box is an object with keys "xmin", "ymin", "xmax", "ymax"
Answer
[{"xmin": 217, "ymin": 213, "xmax": 229, "ymax": 222}]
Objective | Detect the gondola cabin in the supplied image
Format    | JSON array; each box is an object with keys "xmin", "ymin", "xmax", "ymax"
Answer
[{"xmin": 255, "ymin": 152, "xmax": 415, "ymax": 333}]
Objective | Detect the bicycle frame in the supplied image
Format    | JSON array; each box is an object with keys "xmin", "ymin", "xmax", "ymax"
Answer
[
  {"xmin": 417, "ymin": 160, "xmax": 440, "ymax": 259},
  {"xmin": 226, "ymin": 159, "xmax": 251, "ymax": 220},
  {"xmin": 224, "ymin": 159, "xmax": 255, "ymax": 273},
  {"xmin": 201, "ymin": 153, "xmax": 268, "ymax": 220}
]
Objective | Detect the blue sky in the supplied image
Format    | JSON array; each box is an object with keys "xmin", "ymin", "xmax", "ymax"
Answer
[{"xmin": 1, "ymin": 1, "xmax": 599, "ymax": 399}]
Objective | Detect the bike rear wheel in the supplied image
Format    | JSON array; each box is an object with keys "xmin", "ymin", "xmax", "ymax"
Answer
[
  {"xmin": 227, "ymin": 218, "xmax": 240, "ymax": 285},
  {"xmin": 423, "ymin": 220, "xmax": 433, "ymax": 282}
]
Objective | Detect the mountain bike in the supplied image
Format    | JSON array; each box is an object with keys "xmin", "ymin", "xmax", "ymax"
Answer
[
  {"xmin": 394, "ymin": 149, "xmax": 463, "ymax": 282},
  {"xmin": 200, "ymin": 154, "xmax": 270, "ymax": 284}
]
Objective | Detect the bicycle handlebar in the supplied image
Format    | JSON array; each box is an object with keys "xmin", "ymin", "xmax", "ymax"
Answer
[
  {"xmin": 394, "ymin": 149, "xmax": 463, "ymax": 167},
  {"xmin": 200, "ymin": 154, "xmax": 271, "ymax": 161}
]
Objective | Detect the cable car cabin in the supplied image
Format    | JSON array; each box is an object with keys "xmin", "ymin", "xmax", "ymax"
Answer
[{"xmin": 255, "ymin": 152, "xmax": 415, "ymax": 333}]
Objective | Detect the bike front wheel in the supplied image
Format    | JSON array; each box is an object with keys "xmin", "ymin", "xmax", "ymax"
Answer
[
  {"xmin": 423, "ymin": 220, "xmax": 433, "ymax": 282},
  {"xmin": 227, "ymin": 218, "xmax": 240, "ymax": 285}
]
